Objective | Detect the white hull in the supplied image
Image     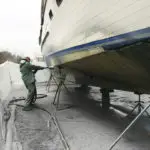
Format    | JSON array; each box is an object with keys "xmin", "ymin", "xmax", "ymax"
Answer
[
  {"xmin": 40, "ymin": 0, "xmax": 150, "ymax": 56},
  {"xmin": 39, "ymin": 0, "xmax": 150, "ymax": 93}
]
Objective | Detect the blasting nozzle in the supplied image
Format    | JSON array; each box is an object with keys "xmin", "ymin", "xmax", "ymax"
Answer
[{"xmin": 45, "ymin": 66, "xmax": 54, "ymax": 70}]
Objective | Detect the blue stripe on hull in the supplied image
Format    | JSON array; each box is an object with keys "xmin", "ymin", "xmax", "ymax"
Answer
[{"xmin": 48, "ymin": 27, "xmax": 150, "ymax": 57}]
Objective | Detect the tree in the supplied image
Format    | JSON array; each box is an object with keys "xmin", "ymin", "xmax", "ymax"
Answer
[{"xmin": 0, "ymin": 51, "xmax": 23, "ymax": 64}]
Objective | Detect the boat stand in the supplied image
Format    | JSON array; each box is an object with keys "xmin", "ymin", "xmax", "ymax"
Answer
[
  {"xmin": 46, "ymin": 68, "xmax": 58, "ymax": 92},
  {"xmin": 52, "ymin": 78, "xmax": 75, "ymax": 110},
  {"xmin": 53, "ymin": 79, "xmax": 64, "ymax": 108},
  {"xmin": 109, "ymin": 103, "xmax": 150, "ymax": 150},
  {"xmin": 46, "ymin": 68, "xmax": 68, "ymax": 93},
  {"xmin": 127, "ymin": 92, "xmax": 150, "ymax": 117},
  {"xmin": 47, "ymin": 68, "xmax": 73, "ymax": 110},
  {"xmin": 100, "ymin": 88, "xmax": 113, "ymax": 111}
]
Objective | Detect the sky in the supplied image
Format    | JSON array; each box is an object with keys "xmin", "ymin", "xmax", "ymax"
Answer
[{"xmin": 0, "ymin": 0, "xmax": 42, "ymax": 57}]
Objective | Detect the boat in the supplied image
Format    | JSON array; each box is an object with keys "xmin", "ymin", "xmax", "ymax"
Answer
[{"xmin": 39, "ymin": 0, "xmax": 150, "ymax": 94}]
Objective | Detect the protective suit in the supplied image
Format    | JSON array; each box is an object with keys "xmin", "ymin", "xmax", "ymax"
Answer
[{"xmin": 20, "ymin": 58, "xmax": 45, "ymax": 111}]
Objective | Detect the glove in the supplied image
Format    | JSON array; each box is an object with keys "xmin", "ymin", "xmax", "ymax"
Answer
[{"xmin": 33, "ymin": 70, "xmax": 37, "ymax": 74}]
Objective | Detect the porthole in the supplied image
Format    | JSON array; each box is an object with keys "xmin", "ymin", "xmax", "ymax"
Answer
[
  {"xmin": 56, "ymin": 0, "xmax": 63, "ymax": 6},
  {"xmin": 49, "ymin": 10, "xmax": 53, "ymax": 20}
]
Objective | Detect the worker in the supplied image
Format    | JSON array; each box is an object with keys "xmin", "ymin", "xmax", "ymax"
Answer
[{"xmin": 20, "ymin": 57, "xmax": 46, "ymax": 111}]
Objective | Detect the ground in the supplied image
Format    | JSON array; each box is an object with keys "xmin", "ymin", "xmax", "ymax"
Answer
[{"xmin": 1, "ymin": 83, "xmax": 150, "ymax": 150}]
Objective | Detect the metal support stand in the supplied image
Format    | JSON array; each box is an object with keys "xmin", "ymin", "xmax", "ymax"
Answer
[
  {"xmin": 47, "ymin": 68, "xmax": 72, "ymax": 110},
  {"xmin": 46, "ymin": 70, "xmax": 58, "ymax": 92},
  {"xmin": 109, "ymin": 103, "xmax": 150, "ymax": 150},
  {"xmin": 46, "ymin": 69, "xmax": 69, "ymax": 93},
  {"xmin": 127, "ymin": 92, "xmax": 150, "ymax": 117},
  {"xmin": 52, "ymin": 79, "xmax": 75, "ymax": 110},
  {"xmin": 100, "ymin": 89, "xmax": 113, "ymax": 111},
  {"xmin": 53, "ymin": 80, "xmax": 64, "ymax": 108}
]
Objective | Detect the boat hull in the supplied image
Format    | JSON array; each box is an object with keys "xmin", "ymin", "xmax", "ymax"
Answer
[
  {"xmin": 40, "ymin": 0, "xmax": 150, "ymax": 93},
  {"xmin": 64, "ymin": 42, "xmax": 150, "ymax": 94}
]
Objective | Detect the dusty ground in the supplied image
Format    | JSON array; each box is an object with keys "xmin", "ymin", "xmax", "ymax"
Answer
[
  {"xmin": 9, "ymin": 85, "xmax": 64, "ymax": 150},
  {"xmin": 2, "ymin": 84, "xmax": 150, "ymax": 150},
  {"xmin": 15, "ymin": 107, "xmax": 64, "ymax": 150},
  {"xmin": 52, "ymin": 86, "xmax": 150, "ymax": 150}
]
